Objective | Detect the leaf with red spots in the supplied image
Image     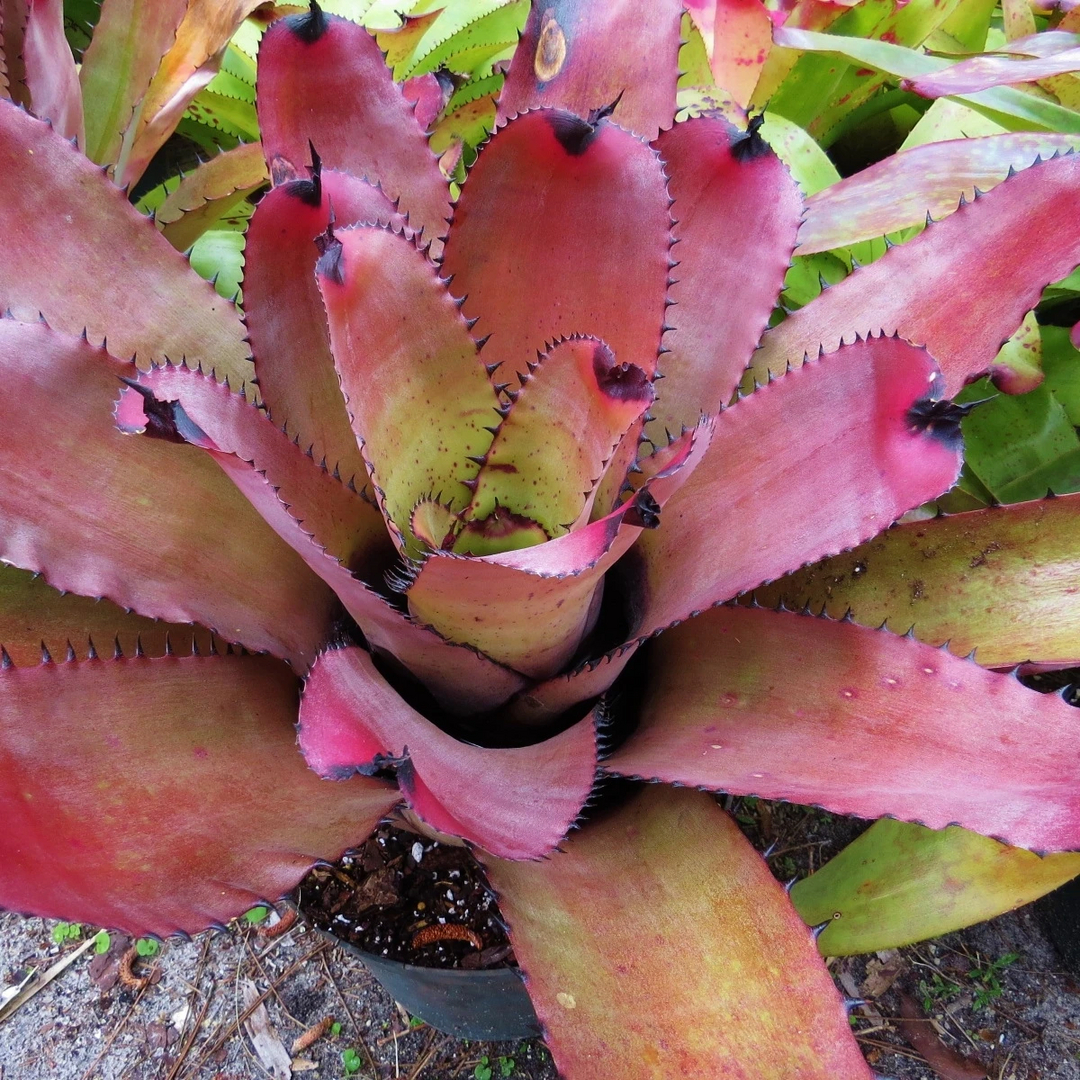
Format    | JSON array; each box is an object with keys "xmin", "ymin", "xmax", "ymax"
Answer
[
  {"xmin": 605, "ymin": 605, "xmax": 1080, "ymax": 852},
  {"xmin": 316, "ymin": 223, "xmax": 502, "ymax": 550},
  {"xmin": 257, "ymin": 7, "xmax": 451, "ymax": 252},
  {"xmin": 686, "ymin": 0, "xmax": 773, "ymax": 107},
  {"xmin": 482, "ymin": 786, "xmax": 873, "ymax": 1079},
  {"xmin": 440, "ymin": 110, "xmax": 671, "ymax": 386},
  {"xmin": 755, "ymin": 494, "xmax": 1080, "ymax": 670},
  {"xmin": 465, "ymin": 335, "xmax": 654, "ymax": 537},
  {"xmin": 406, "ymin": 426, "xmax": 707, "ymax": 680},
  {"xmin": 298, "ymin": 644, "xmax": 598, "ymax": 860},
  {"xmin": 0, "ymin": 651, "xmax": 398, "ymax": 937},
  {"xmin": 496, "ymin": 0, "xmax": 683, "ymax": 141}
]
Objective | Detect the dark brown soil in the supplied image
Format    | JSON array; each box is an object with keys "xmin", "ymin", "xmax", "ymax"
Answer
[{"xmin": 300, "ymin": 825, "xmax": 515, "ymax": 970}]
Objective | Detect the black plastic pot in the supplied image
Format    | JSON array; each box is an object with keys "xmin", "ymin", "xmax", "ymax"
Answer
[
  {"xmin": 1035, "ymin": 876, "xmax": 1080, "ymax": 975},
  {"xmin": 320, "ymin": 930, "xmax": 541, "ymax": 1040}
]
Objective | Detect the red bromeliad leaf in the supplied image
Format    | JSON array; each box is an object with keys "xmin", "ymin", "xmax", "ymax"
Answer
[
  {"xmin": 156, "ymin": 142, "xmax": 270, "ymax": 252},
  {"xmin": 482, "ymin": 785, "xmax": 872, "ymax": 1079},
  {"xmin": 298, "ymin": 645, "xmax": 598, "ymax": 860},
  {"xmin": 606, "ymin": 604, "xmax": 1080, "ymax": 852},
  {"xmin": 798, "ymin": 133, "xmax": 1080, "ymax": 255},
  {"xmin": 649, "ymin": 113, "xmax": 802, "ymax": 441},
  {"xmin": 903, "ymin": 34, "xmax": 1080, "ymax": 97},
  {"xmin": 0, "ymin": 563, "xmax": 213, "ymax": 666},
  {"xmin": 792, "ymin": 819, "xmax": 1080, "ymax": 956},
  {"xmin": 1, "ymin": 319, "xmax": 333, "ymax": 668},
  {"xmin": 440, "ymin": 110, "xmax": 671, "ymax": 386},
  {"xmin": 0, "ymin": 103, "xmax": 254, "ymax": 388},
  {"xmin": 116, "ymin": 363, "xmax": 527, "ymax": 714},
  {"xmin": 316, "ymin": 222, "xmax": 502, "ymax": 546},
  {"xmin": 78, "ymin": 0, "xmax": 187, "ymax": 168},
  {"xmin": 465, "ymin": 336, "xmax": 654, "ymax": 536},
  {"xmin": 118, "ymin": 0, "xmax": 265, "ymax": 189},
  {"xmin": 0, "ymin": 652, "xmax": 398, "ymax": 936},
  {"xmin": 244, "ymin": 165, "xmax": 401, "ymax": 487},
  {"xmin": 628, "ymin": 335, "xmax": 962, "ymax": 643},
  {"xmin": 496, "ymin": 0, "xmax": 684, "ymax": 141},
  {"xmin": 257, "ymin": 6, "xmax": 451, "ymax": 253},
  {"xmin": 23, "ymin": 0, "xmax": 83, "ymax": 145},
  {"xmin": 754, "ymin": 153, "xmax": 1080, "ymax": 396},
  {"xmin": 692, "ymin": 0, "xmax": 773, "ymax": 107},
  {"xmin": 754, "ymin": 495, "xmax": 1080, "ymax": 670},
  {"xmin": 407, "ymin": 425, "xmax": 709, "ymax": 680}
]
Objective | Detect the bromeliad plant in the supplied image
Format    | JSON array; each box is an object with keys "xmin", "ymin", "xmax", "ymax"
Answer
[{"xmin": 4, "ymin": 1, "xmax": 1080, "ymax": 1074}]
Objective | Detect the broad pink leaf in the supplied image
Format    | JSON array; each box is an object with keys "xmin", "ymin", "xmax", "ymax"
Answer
[
  {"xmin": 298, "ymin": 645, "xmax": 598, "ymax": 860},
  {"xmin": 156, "ymin": 142, "xmax": 270, "ymax": 252},
  {"xmin": 1, "ymin": 319, "xmax": 334, "ymax": 668},
  {"xmin": 650, "ymin": 113, "xmax": 802, "ymax": 440},
  {"xmin": 798, "ymin": 133, "xmax": 1080, "ymax": 254},
  {"xmin": 482, "ymin": 786, "xmax": 872, "ymax": 1079},
  {"xmin": 316, "ymin": 223, "xmax": 501, "ymax": 546},
  {"xmin": 903, "ymin": 33, "xmax": 1080, "ymax": 97},
  {"xmin": 257, "ymin": 7, "xmax": 451, "ymax": 253},
  {"xmin": 244, "ymin": 165, "xmax": 401, "ymax": 487},
  {"xmin": 406, "ymin": 430, "xmax": 707, "ymax": 680},
  {"xmin": 630, "ymin": 335, "xmax": 962, "ymax": 644},
  {"xmin": 755, "ymin": 494, "xmax": 1080, "ymax": 670},
  {"xmin": 0, "ymin": 103, "xmax": 254, "ymax": 388},
  {"xmin": 606, "ymin": 604, "xmax": 1080, "ymax": 851},
  {"xmin": 496, "ymin": 0, "xmax": 683, "ymax": 141},
  {"xmin": 118, "ymin": 0, "xmax": 265, "ymax": 189},
  {"xmin": 23, "ymin": 0, "xmax": 83, "ymax": 145},
  {"xmin": 78, "ymin": 0, "xmax": 187, "ymax": 167},
  {"xmin": 792, "ymin": 819, "xmax": 1080, "ymax": 956},
  {"xmin": 465, "ymin": 336, "xmax": 654, "ymax": 537},
  {"xmin": 116, "ymin": 363, "xmax": 527, "ymax": 714},
  {"xmin": 0, "ymin": 652, "xmax": 398, "ymax": 936},
  {"xmin": 440, "ymin": 110, "xmax": 670, "ymax": 386},
  {"xmin": 755, "ymin": 150, "xmax": 1080, "ymax": 396},
  {"xmin": 0, "ymin": 563, "xmax": 212, "ymax": 666}
]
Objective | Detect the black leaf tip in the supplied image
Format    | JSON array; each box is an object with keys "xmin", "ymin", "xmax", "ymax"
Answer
[
  {"xmin": 547, "ymin": 110, "xmax": 605, "ymax": 156},
  {"xmin": 624, "ymin": 489, "xmax": 661, "ymax": 529},
  {"xmin": 906, "ymin": 395, "xmax": 985, "ymax": 449},
  {"xmin": 285, "ymin": 0, "xmax": 329, "ymax": 44},
  {"xmin": 315, "ymin": 225, "xmax": 345, "ymax": 285},
  {"xmin": 731, "ymin": 112, "xmax": 769, "ymax": 163}
]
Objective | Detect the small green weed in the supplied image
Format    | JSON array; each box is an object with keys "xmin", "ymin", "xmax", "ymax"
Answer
[
  {"xmin": 971, "ymin": 951, "xmax": 1020, "ymax": 1011},
  {"xmin": 498, "ymin": 1056, "xmax": 516, "ymax": 1077},
  {"xmin": 408, "ymin": 1014, "xmax": 425, "ymax": 1029},
  {"xmin": 331, "ymin": 1021, "xmax": 342, "ymax": 1036},
  {"xmin": 93, "ymin": 929, "xmax": 110, "ymax": 954},
  {"xmin": 135, "ymin": 937, "xmax": 159, "ymax": 957},
  {"xmin": 243, "ymin": 905, "xmax": 269, "ymax": 925},
  {"xmin": 918, "ymin": 970, "xmax": 961, "ymax": 1012},
  {"xmin": 51, "ymin": 922, "xmax": 81, "ymax": 944},
  {"xmin": 342, "ymin": 1047, "xmax": 362, "ymax": 1076}
]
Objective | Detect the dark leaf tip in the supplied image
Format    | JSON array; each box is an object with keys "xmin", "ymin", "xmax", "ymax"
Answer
[
  {"xmin": 285, "ymin": 0, "xmax": 329, "ymax": 43},
  {"xmin": 546, "ymin": 110, "xmax": 603, "ymax": 156},
  {"xmin": 731, "ymin": 112, "xmax": 769, "ymax": 163}
]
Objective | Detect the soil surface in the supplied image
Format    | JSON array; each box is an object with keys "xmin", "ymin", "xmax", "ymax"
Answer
[{"xmin": 2, "ymin": 804, "xmax": 1078, "ymax": 1079}]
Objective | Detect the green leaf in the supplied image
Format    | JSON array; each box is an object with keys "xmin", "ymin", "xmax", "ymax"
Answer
[
  {"xmin": 780, "ymin": 252, "xmax": 848, "ymax": 311},
  {"xmin": 792, "ymin": 819, "xmax": 1080, "ymax": 955},
  {"xmin": 342, "ymin": 1047, "xmax": 363, "ymax": 1076},
  {"xmin": 960, "ymin": 376, "xmax": 1080, "ymax": 502},
  {"xmin": 93, "ymin": 929, "xmax": 111, "ymax": 954},
  {"xmin": 405, "ymin": 0, "xmax": 528, "ymax": 79},
  {"xmin": 243, "ymin": 905, "xmax": 269, "ymax": 925},
  {"xmin": 135, "ymin": 937, "xmax": 159, "ymax": 956},
  {"xmin": 1041, "ymin": 324, "xmax": 1080, "ymax": 425},
  {"xmin": 189, "ymin": 226, "xmax": 247, "ymax": 301},
  {"xmin": 185, "ymin": 90, "xmax": 260, "ymax": 141},
  {"xmin": 760, "ymin": 113, "xmax": 841, "ymax": 199}
]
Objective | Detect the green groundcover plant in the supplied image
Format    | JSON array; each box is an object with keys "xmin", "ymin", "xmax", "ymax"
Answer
[{"xmin": 4, "ymin": 1, "xmax": 1080, "ymax": 1075}]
